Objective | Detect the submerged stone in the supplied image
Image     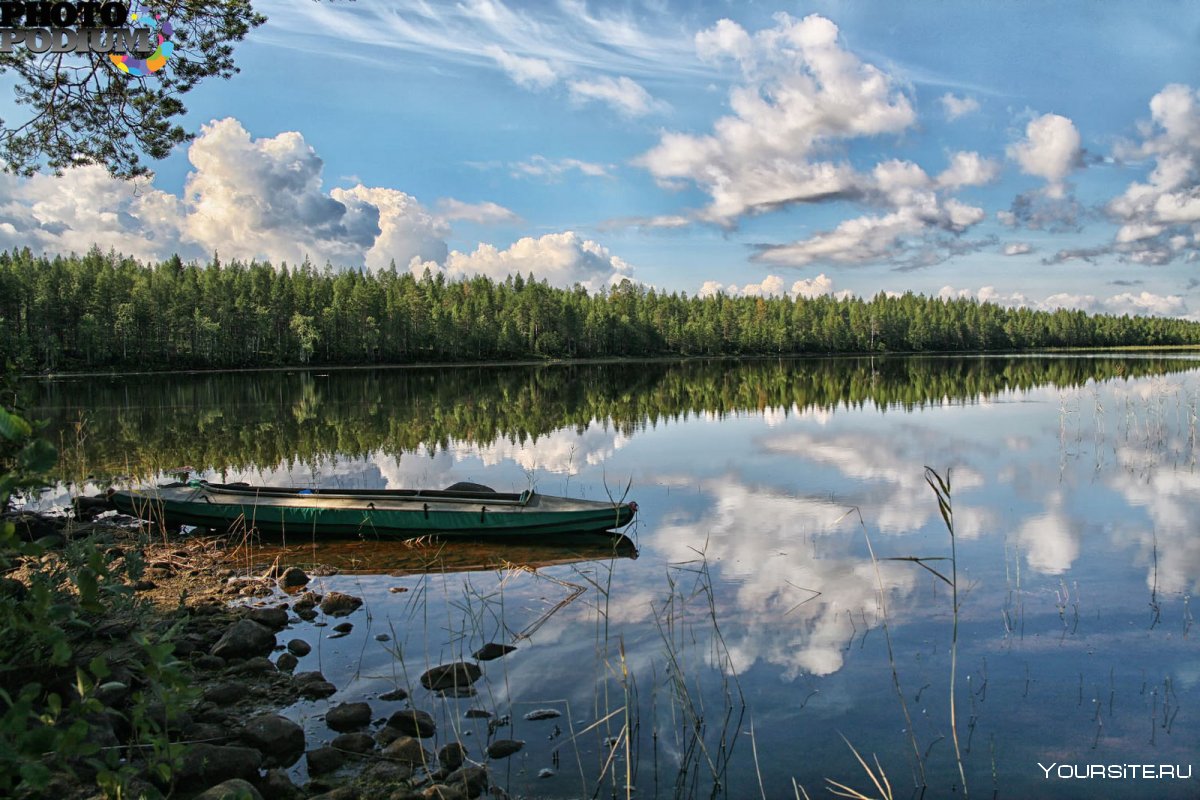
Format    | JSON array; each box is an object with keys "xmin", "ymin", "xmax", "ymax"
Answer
[
  {"xmin": 472, "ymin": 643, "xmax": 516, "ymax": 661},
  {"xmin": 420, "ymin": 662, "xmax": 482, "ymax": 692}
]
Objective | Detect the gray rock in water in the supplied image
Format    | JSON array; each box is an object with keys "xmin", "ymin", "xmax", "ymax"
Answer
[
  {"xmin": 420, "ymin": 662, "xmax": 482, "ymax": 692},
  {"xmin": 287, "ymin": 639, "xmax": 312, "ymax": 656},
  {"xmin": 177, "ymin": 743, "xmax": 262, "ymax": 788},
  {"xmin": 538, "ymin": 768, "xmax": 556, "ymax": 779},
  {"xmin": 306, "ymin": 746, "xmax": 345, "ymax": 775},
  {"xmin": 299, "ymin": 680, "xmax": 337, "ymax": 700},
  {"xmin": 486, "ymin": 739, "xmax": 524, "ymax": 759},
  {"xmin": 472, "ymin": 643, "xmax": 516, "ymax": 662},
  {"xmin": 239, "ymin": 713, "xmax": 305, "ymax": 767},
  {"xmin": 277, "ymin": 567, "xmax": 309, "ymax": 589},
  {"xmin": 375, "ymin": 726, "xmax": 403, "ymax": 747},
  {"xmin": 211, "ymin": 619, "xmax": 276, "ymax": 660},
  {"xmin": 382, "ymin": 734, "xmax": 432, "ymax": 764},
  {"xmin": 464, "ymin": 708, "xmax": 492, "ymax": 719},
  {"xmin": 193, "ymin": 778, "xmax": 264, "ymax": 800},
  {"xmin": 294, "ymin": 670, "xmax": 327, "ymax": 686},
  {"xmin": 246, "ymin": 606, "xmax": 289, "ymax": 630},
  {"xmin": 319, "ymin": 591, "xmax": 363, "ymax": 617},
  {"xmin": 293, "ymin": 590, "xmax": 321, "ymax": 610},
  {"xmin": 438, "ymin": 742, "xmax": 468, "ymax": 770},
  {"xmin": 326, "ymin": 701, "xmax": 372, "ymax": 732},
  {"xmin": 333, "ymin": 622, "xmax": 353, "ymax": 633},
  {"xmin": 275, "ymin": 652, "xmax": 299, "ymax": 672},
  {"xmin": 388, "ymin": 709, "xmax": 436, "ymax": 738},
  {"xmin": 331, "ymin": 732, "xmax": 375, "ymax": 754},
  {"xmin": 379, "ymin": 688, "xmax": 408, "ymax": 702},
  {"xmin": 523, "ymin": 708, "xmax": 562, "ymax": 721},
  {"xmin": 375, "ymin": 633, "xmax": 391, "ymax": 642},
  {"xmin": 445, "ymin": 764, "xmax": 490, "ymax": 797}
]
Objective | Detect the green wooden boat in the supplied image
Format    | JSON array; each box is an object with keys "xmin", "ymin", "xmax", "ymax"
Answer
[{"xmin": 109, "ymin": 480, "xmax": 637, "ymax": 538}]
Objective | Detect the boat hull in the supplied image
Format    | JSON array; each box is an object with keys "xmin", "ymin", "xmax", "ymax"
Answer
[{"xmin": 109, "ymin": 482, "xmax": 636, "ymax": 538}]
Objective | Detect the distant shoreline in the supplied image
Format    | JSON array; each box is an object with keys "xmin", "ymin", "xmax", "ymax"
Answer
[{"xmin": 23, "ymin": 346, "xmax": 1200, "ymax": 380}]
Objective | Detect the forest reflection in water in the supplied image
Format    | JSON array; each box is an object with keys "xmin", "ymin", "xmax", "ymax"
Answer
[
  {"xmin": 26, "ymin": 353, "xmax": 1200, "ymax": 478},
  {"xmin": 24, "ymin": 354, "xmax": 1200, "ymax": 798}
]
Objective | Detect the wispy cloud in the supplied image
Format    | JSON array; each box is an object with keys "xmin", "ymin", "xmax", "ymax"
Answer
[
  {"xmin": 435, "ymin": 198, "xmax": 521, "ymax": 224},
  {"xmin": 567, "ymin": 75, "xmax": 667, "ymax": 117},
  {"xmin": 508, "ymin": 155, "xmax": 612, "ymax": 181},
  {"xmin": 256, "ymin": 0, "xmax": 705, "ymax": 81}
]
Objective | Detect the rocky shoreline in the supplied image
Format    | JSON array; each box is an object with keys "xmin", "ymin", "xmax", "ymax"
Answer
[{"xmin": 4, "ymin": 510, "xmax": 516, "ymax": 800}]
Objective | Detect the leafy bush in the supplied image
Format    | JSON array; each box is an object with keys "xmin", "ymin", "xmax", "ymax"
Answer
[{"xmin": 0, "ymin": 374, "xmax": 192, "ymax": 798}]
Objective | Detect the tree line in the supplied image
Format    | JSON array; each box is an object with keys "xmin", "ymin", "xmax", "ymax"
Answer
[
  {"xmin": 3, "ymin": 247, "xmax": 1200, "ymax": 372},
  {"xmin": 28, "ymin": 356, "xmax": 1191, "ymax": 479}
]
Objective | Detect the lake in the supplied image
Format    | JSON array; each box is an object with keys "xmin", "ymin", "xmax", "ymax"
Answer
[{"xmin": 26, "ymin": 355, "xmax": 1200, "ymax": 799}]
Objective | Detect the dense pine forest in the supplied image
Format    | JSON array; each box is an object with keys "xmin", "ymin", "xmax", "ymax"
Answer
[{"xmin": 3, "ymin": 248, "xmax": 1200, "ymax": 372}]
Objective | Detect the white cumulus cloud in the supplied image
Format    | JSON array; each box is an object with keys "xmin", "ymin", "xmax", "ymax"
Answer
[
  {"xmin": 746, "ymin": 152, "xmax": 990, "ymax": 269},
  {"xmin": 415, "ymin": 231, "xmax": 633, "ymax": 291},
  {"xmin": 938, "ymin": 284, "xmax": 1189, "ymax": 318},
  {"xmin": 1007, "ymin": 113, "xmax": 1083, "ymax": 197},
  {"xmin": 941, "ymin": 93, "xmax": 980, "ymax": 121},
  {"xmin": 936, "ymin": 151, "xmax": 1000, "ymax": 190},
  {"xmin": 636, "ymin": 13, "xmax": 914, "ymax": 225},
  {"xmin": 697, "ymin": 272, "xmax": 836, "ymax": 299},
  {"xmin": 0, "ymin": 117, "xmax": 638, "ymax": 289},
  {"xmin": 1105, "ymin": 84, "xmax": 1200, "ymax": 265}
]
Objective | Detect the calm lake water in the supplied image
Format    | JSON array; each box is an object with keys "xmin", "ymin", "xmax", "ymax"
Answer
[{"xmin": 27, "ymin": 356, "xmax": 1200, "ymax": 798}]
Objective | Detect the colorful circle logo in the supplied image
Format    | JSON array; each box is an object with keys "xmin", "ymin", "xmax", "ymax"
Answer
[{"xmin": 110, "ymin": 4, "xmax": 174, "ymax": 76}]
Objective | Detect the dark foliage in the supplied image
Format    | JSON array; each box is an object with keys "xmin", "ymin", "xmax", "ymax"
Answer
[{"xmin": 3, "ymin": 247, "xmax": 1200, "ymax": 372}]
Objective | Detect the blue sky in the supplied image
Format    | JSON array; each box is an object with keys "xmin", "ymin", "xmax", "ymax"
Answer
[{"xmin": 5, "ymin": 0, "xmax": 1200, "ymax": 316}]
